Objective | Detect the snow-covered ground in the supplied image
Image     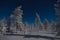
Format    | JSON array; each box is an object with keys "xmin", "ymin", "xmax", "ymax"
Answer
[
  {"xmin": 0, "ymin": 33, "xmax": 60, "ymax": 40},
  {"xmin": 0, "ymin": 34, "xmax": 51, "ymax": 40},
  {"xmin": 12, "ymin": 31, "xmax": 56, "ymax": 37},
  {"xmin": 0, "ymin": 30, "xmax": 59, "ymax": 40},
  {"xmin": 30, "ymin": 31, "xmax": 57, "ymax": 37}
]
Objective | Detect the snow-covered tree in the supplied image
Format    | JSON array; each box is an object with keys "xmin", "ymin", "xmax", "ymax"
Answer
[
  {"xmin": 35, "ymin": 13, "xmax": 44, "ymax": 31},
  {"xmin": 6, "ymin": 15, "xmax": 13, "ymax": 32},
  {"xmin": 0, "ymin": 17, "xmax": 6, "ymax": 27},
  {"xmin": 0, "ymin": 21, "xmax": 3, "ymax": 32},
  {"xmin": 44, "ymin": 19, "xmax": 49, "ymax": 31},
  {"xmin": 35, "ymin": 13, "xmax": 41, "ymax": 31},
  {"xmin": 24, "ymin": 22, "xmax": 29, "ymax": 34},
  {"xmin": 31, "ymin": 23, "xmax": 35, "ymax": 32},
  {"xmin": 48, "ymin": 21, "xmax": 56, "ymax": 33},
  {"xmin": 54, "ymin": 0, "xmax": 60, "ymax": 36},
  {"xmin": 13, "ymin": 6, "xmax": 23, "ymax": 31},
  {"xmin": 39, "ymin": 22, "xmax": 44, "ymax": 31},
  {"xmin": 0, "ymin": 17, "xmax": 7, "ymax": 33}
]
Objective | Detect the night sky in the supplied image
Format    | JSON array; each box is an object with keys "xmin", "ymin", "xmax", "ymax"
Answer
[{"xmin": 0, "ymin": 0, "xmax": 57, "ymax": 24}]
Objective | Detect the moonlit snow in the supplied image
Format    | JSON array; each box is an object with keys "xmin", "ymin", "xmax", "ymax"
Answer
[{"xmin": 0, "ymin": 34, "xmax": 51, "ymax": 40}]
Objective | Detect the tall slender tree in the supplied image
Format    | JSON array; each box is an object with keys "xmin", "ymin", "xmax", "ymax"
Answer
[{"xmin": 35, "ymin": 13, "xmax": 44, "ymax": 31}]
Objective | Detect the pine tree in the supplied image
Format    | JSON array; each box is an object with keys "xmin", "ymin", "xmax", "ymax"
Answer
[
  {"xmin": 24, "ymin": 22, "xmax": 29, "ymax": 34},
  {"xmin": 13, "ymin": 6, "xmax": 23, "ymax": 31},
  {"xmin": 35, "ymin": 13, "xmax": 41, "ymax": 31},
  {"xmin": 0, "ymin": 21, "xmax": 3, "ymax": 32},
  {"xmin": 55, "ymin": 0, "xmax": 60, "ymax": 36},
  {"xmin": 35, "ymin": 13, "xmax": 44, "ymax": 31},
  {"xmin": 44, "ymin": 19, "xmax": 49, "ymax": 31},
  {"xmin": 49, "ymin": 21, "xmax": 56, "ymax": 33},
  {"xmin": 39, "ymin": 22, "xmax": 44, "ymax": 31},
  {"xmin": 6, "ymin": 14, "xmax": 13, "ymax": 32},
  {"xmin": 0, "ymin": 17, "xmax": 6, "ymax": 28}
]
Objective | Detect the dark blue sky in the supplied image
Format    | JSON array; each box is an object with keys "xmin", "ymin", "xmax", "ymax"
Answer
[{"xmin": 0, "ymin": 0, "xmax": 57, "ymax": 23}]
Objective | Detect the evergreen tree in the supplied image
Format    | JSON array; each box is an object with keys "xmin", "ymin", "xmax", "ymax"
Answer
[
  {"xmin": 39, "ymin": 22, "xmax": 44, "ymax": 31},
  {"xmin": 35, "ymin": 13, "xmax": 40, "ymax": 31},
  {"xmin": 6, "ymin": 16, "xmax": 11, "ymax": 32},
  {"xmin": 13, "ymin": 6, "xmax": 23, "ymax": 31},
  {"xmin": 44, "ymin": 19, "xmax": 49, "ymax": 31},
  {"xmin": 35, "ymin": 13, "xmax": 44, "ymax": 31},
  {"xmin": 55, "ymin": 0, "xmax": 60, "ymax": 36},
  {"xmin": 49, "ymin": 21, "xmax": 56, "ymax": 33}
]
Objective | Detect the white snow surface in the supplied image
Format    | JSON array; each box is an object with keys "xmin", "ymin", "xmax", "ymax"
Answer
[{"xmin": 0, "ymin": 34, "xmax": 51, "ymax": 40}]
